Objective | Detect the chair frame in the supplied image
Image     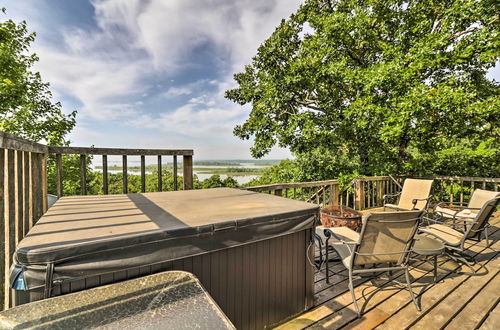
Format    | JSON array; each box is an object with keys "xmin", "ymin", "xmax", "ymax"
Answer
[
  {"xmin": 324, "ymin": 211, "xmax": 423, "ymax": 317},
  {"xmin": 422, "ymin": 196, "xmax": 499, "ymax": 273}
]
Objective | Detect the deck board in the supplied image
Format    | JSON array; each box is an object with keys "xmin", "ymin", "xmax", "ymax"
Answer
[{"xmin": 275, "ymin": 212, "xmax": 500, "ymax": 330}]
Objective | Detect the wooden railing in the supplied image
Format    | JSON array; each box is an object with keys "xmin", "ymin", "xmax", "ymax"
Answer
[
  {"xmin": 0, "ymin": 131, "xmax": 194, "ymax": 309},
  {"xmin": 48, "ymin": 146, "xmax": 194, "ymax": 196},
  {"xmin": 246, "ymin": 175, "xmax": 499, "ymax": 210}
]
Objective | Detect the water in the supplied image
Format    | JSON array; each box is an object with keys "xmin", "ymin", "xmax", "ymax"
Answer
[{"xmin": 91, "ymin": 158, "xmax": 275, "ymax": 185}]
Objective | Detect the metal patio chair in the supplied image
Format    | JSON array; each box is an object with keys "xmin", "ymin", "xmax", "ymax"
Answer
[
  {"xmin": 324, "ymin": 210, "xmax": 423, "ymax": 317},
  {"xmin": 384, "ymin": 178, "xmax": 434, "ymax": 211},
  {"xmin": 420, "ymin": 191, "xmax": 500, "ymax": 273}
]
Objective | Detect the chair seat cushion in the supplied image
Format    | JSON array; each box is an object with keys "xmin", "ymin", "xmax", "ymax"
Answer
[
  {"xmin": 384, "ymin": 203, "xmax": 408, "ymax": 210},
  {"xmin": 326, "ymin": 227, "xmax": 360, "ymax": 269},
  {"xmin": 419, "ymin": 224, "xmax": 462, "ymax": 246},
  {"xmin": 435, "ymin": 206, "xmax": 477, "ymax": 219}
]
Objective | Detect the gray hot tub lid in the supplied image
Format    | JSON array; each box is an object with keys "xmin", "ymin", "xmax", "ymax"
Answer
[{"xmin": 15, "ymin": 188, "xmax": 319, "ymax": 265}]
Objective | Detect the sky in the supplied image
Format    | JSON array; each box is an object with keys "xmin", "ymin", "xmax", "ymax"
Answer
[
  {"xmin": 3, "ymin": 1, "xmax": 499, "ymax": 160},
  {"xmin": 3, "ymin": 0, "xmax": 303, "ymax": 159}
]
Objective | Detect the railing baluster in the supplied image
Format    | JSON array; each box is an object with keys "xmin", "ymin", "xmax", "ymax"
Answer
[
  {"xmin": 157, "ymin": 155, "xmax": 162, "ymax": 192},
  {"xmin": 140, "ymin": 155, "xmax": 145, "ymax": 193},
  {"xmin": 450, "ymin": 179, "xmax": 454, "ymax": 204},
  {"xmin": 122, "ymin": 155, "xmax": 128, "ymax": 194},
  {"xmin": 460, "ymin": 180, "xmax": 463, "ymax": 204},
  {"xmin": 56, "ymin": 153, "xmax": 63, "ymax": 197},
  {"xmin": 6, "ymin": 150, "xmax": 16, "ymax": 307},
  {"xmin": 482, "ymin": 180, "xmax": 486, "ymax": 190},
  {"xmin": 0, "ymin": 149, "xmax": 5, "ymax": 311},
  {"xmin": 41, "ymin": 154, "xmax": 48, "ymax": 212},
  {"xmin": 23, "ymin": 151, "xmax": 30, "ymax": 236},
  {"xmin": 102, "ymin": 155, "xmax": 108, "ymax": 195},
  {"xmin": 31, "ymin": 153, "xmax": 41, "ymax": 225},
  {"xmin": 80, "ymin": 154, "xmax": 86, "ymax": 195},
  {"xmin": 173, "ymin": 155, "xmax": 178, "ymax": 191},
  {"xmin": 15, "ymin": 150, "xmax": 23, "ymax": 244}
]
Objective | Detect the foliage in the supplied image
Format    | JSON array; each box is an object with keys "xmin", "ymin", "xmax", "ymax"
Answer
[
  {"xmin": 226, "ymin": 0, "xmax": 500, "ymax": 178},
  {"xmin": 0, "ymin": 9, "xmax": 76, "ymax": 145}
]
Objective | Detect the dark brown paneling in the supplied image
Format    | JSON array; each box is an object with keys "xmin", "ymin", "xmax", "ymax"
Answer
[{"xmin": 28, "ymin": 231, "xmax": 312, "ymax": 329}]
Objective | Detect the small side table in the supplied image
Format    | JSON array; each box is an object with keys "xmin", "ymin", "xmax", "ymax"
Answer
[{"xmin": 412, "ymin": 235, "xmax": 445, "ymax": 282}]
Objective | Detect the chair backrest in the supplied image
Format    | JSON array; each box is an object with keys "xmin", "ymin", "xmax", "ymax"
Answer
[
  {"xmin": 353, "ymin": 210, "xmax": 423, "ymax": 266},
  {"xmin": 467, "ymin": 189, "xmax": 500, "ymax": 209},
  {"xmin": 465, "ymin": 195, "xmax": 500, "ymax": 240},
  {"xmin": 397, "ymin": 179, "xmax": 434, "ymax": 210}
]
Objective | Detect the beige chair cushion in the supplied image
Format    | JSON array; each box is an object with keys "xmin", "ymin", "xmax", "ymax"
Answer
[
  {"xmin": 468, "ymin": 189, "xmax": 500, "ymax": 209},
  {"xmin": 395, "ymin": 179, "xmax": 433, "ymax": 210},
  {"xmin": 435, "ymin": 206, "xmax": 477, "ymax": 219},
  {"xmin": 384, "ymin": 203, "xmax": 404, "ymax": 210},
  {"xmin": 419, "ymin": 224, "xmax": 462, "ymax": 246},
  {"xmin": 328, "ymin": 227, "xmax": 360, "ymax": 269}
]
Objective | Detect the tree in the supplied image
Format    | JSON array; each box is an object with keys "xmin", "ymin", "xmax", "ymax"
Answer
[
  {"xmin": 226, "ymin": 0, "xmax": 499, "ymax": 178},
  {"xmin": 0, "ymin": 8, "xmax": 76, "ymax": 145}
]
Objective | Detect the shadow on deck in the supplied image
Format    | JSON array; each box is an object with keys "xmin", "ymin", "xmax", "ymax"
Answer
[{"xmin": 276, "ymin": 212, "xmax": 500, "ymax": 330}]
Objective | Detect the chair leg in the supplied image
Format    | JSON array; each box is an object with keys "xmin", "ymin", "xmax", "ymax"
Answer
[
  {"xmin": 325, "ymin": 236, "xmax": 330, "ymax": 283},
  {"xmin": 485, "ymin": 228, "xmax": 489, "ymax": 247},
  {"xmin": 405, "ymin": 267, "xmax": 420, "ymax": 312},
  {"xmin": 349, "ymin": 269, "xmax": 361, "ymax": 317},
  {"xmin": 447, "ymin": 251, "xmax": 477, "ymax": 275}
]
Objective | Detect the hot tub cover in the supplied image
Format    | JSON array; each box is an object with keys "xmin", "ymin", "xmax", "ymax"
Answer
[{"xmin": 11, "ymin": 188, "xmax": 318, "ymax": 291}]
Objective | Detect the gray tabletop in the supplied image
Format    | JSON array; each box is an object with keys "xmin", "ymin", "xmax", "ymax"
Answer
[
  {"xmin": 413, "ymin": 235, "xmax": 445, "ymax": 255},
  {"xmin": 0, "ymin": 271, "xmax": 235, "ymax": 330}
]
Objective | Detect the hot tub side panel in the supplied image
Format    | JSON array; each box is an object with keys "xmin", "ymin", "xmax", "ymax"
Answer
[{"xmin": 15, "ymin": 229, "xmax": 314, "ymax": 330}]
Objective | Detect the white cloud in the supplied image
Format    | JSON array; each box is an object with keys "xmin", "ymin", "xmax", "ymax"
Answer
[{"xmin": 16, "ymin": 0, "xmax": 301, "ymax": 158}]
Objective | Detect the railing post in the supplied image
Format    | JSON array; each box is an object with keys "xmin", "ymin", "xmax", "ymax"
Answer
[
  {"xmin": 355, "ymin": 179, "xmax": 365, "ymax": 210},
  {"xmin": 376, "ymin": 180, "xmax": 384, "ymax": 207},
  {"xmin": 274, "ymin": 189, "xmax": 283, "ymax": 197},
  {"xmin": 183, "ymin": 155, "xmax": 193, "ymax": 190},
  {"xmin": 332, "ymin": 184, "xmax": 339, "ymax": 206}
]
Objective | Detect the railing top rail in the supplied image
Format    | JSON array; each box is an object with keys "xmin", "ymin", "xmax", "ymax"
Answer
[
  {"xmin": 48, "ymin": 146, "xmax": 194, "ymax": 156},
  {"xmin": 245, "ymin": 179, "xmax": 341, "ymax": 191},
  {"xmin": 0, "ymin": 131, "xmax": 49, "ymax": 154},
  {"xmin": 415, "ymin": 175, "xmax": 500, "ymax": 183}
]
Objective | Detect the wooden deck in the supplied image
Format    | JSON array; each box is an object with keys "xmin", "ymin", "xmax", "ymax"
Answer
[{"xmin": 276, "ymin": 212, "xmax": 500, "ymax": 330}]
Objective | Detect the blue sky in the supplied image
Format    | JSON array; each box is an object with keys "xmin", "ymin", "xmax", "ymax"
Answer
[
  {"xmin": 4, "ymin": 1, "xmax": 499, "ymax": 159},
  {"xmin": 4, "ymin": 0, "xmax": 303, "ymax": 159}
]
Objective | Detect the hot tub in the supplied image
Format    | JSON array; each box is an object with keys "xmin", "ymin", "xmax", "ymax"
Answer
[{"xmin": 11, "ymin": 188, "xmax": 318, "ymax": 329}]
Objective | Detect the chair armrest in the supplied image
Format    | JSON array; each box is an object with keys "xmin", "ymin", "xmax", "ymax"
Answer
[
  {"xmin": 324, "ymin": 228, "xmax": 359, "ymax": 245},
  {"xmin": 412, "ymin": 196, "xmax": 433, "ymax": 210}
]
